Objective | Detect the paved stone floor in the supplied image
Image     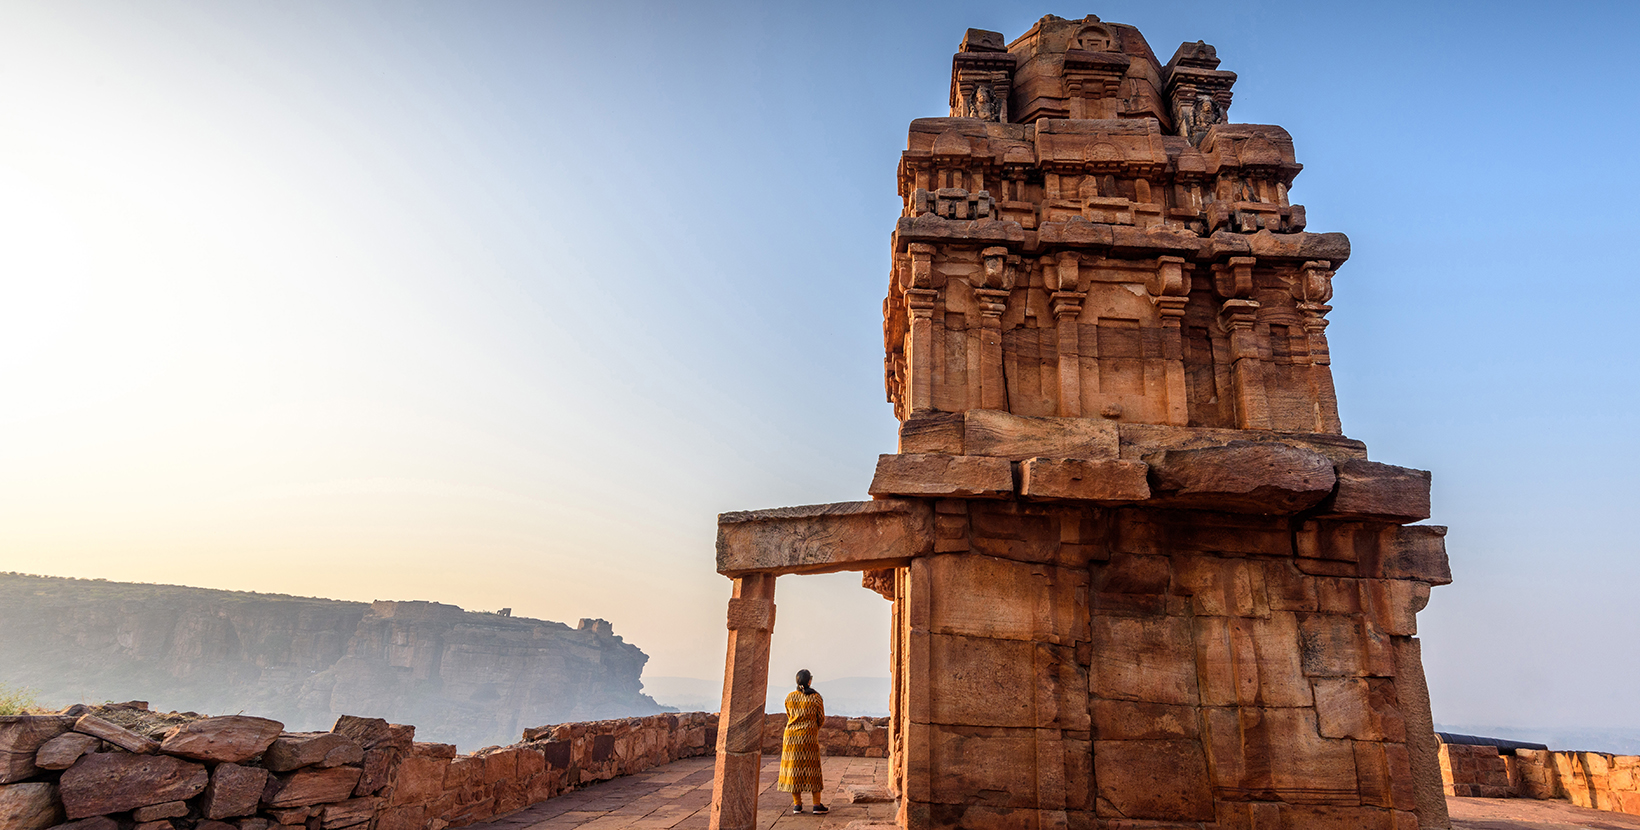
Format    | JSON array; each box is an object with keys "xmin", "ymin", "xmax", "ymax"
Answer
[
  {"xmin": 469, "ymin": 756, "xmax": 895, "ymax": 830},
  {"xmin": 469, "ymin": 757, "xmax": 1640, "ymax": 830},
  {"xmin": 1449, "ymin": 796, "xmax": 1640, "ymax": 829}
]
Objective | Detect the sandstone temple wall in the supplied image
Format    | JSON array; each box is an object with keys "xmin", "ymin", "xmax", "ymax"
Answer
[
  {"xmin": 0, "ymin": 703, "xmax": 888, "ymax": 830},
  {"xmin": 1438, "ymin": 741, "xmax": 1640, "ymax": 817}
]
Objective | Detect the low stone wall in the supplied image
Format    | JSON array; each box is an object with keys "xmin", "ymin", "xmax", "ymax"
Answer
[
  {"xmin": 0, "ymin": 704, "xmax": 887, "ymax": 830},
  {"xmin": 1438, "ymin": 740, "xmax": 1640, "ymax": 817},
  {"xmin": 760, "ymin": 713, "xmax": 890, "ymax": 758}
]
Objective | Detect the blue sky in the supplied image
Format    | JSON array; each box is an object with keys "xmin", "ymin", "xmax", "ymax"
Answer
[{"xmin": 1, "ymin": 1, "xmax": 1637, "ymax": 732}]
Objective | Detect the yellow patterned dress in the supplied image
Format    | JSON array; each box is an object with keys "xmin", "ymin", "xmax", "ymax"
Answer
[{"xmin": 777, "ymin": 688, "xmax": 825, "ymax": 793}]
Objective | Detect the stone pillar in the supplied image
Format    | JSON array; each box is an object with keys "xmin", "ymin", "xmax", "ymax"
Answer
[
  {"xmin": 1395, "ymin": 637, "xmax": 1452, "ymax": 829},
  {"xmin": 709, "ymin": 574, "xmax": 777, "ymax": 830}
]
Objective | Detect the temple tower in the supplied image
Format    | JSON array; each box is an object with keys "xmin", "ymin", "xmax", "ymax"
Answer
[{"xmin": 710, "ymin": 14, "xmax": 1451, "ymax": 830}]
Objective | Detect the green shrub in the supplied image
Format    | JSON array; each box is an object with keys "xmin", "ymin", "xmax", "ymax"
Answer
[{"xmin": 0, "ymin": 683, "xmax": 41, "ymax": 715}]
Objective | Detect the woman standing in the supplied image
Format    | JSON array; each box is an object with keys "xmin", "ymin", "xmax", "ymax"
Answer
[{"xmin": 778, "ymin": 668, "xmax": 828, "ymax": 814}]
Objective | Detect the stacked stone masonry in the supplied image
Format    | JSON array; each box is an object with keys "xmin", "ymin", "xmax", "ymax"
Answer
[
  {"xmin": 0, "ymin": 703, "xmax": 887, "ymax": 830},
  {"xmin": 1438, "ymin": 741, "xmax": 1640, "ymax": 817},
  {"xmin": 709, "ymin": 12, "xmax": 1458, "ymax": 830}
]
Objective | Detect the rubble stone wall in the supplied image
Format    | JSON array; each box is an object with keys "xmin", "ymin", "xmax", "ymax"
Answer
[
  {"xmin": 1438, "ymin": 742, "xmax": 1640, "ymax": 817},
  {"xmin": 0, "ymin": 705, "xmax": 887, "ymax": 830}
]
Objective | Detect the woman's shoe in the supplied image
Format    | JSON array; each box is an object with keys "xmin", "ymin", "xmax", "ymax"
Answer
[
  {"xmin": 791, "ymin": 806, "xmax": 804, "ymax": 814},
  {"xmin": 812, "ymin": 805, "xmax": 829, "ymax": 814}
]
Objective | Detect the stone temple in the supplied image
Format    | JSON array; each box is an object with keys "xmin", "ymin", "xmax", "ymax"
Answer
[{"xmin": 709, "ymin": 14, "xmax": 1452, "ymax": 830}]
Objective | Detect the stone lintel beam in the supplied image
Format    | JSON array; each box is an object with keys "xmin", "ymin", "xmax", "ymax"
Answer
[
  {"xmin": 1144, "ymin": 440, "xmax": 1337, "ymax": 514},
  {"xmin": 1317, "ymin": 459, "xmax": 1432, "ymax": 523},
  {"xmin": 716, "ymin": 500, "xmax": 934, "ymax": 578}
]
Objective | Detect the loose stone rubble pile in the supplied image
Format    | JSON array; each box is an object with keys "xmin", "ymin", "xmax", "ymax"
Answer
[{"xmin": 708, "ymin": 13, "xmax": 1455, "ymax": 830}]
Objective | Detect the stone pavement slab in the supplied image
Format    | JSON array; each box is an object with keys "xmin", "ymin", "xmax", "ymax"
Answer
[
  {"xmin": 465, "ymin": 756, "xmax": 895, "ymax": 830},
  {"xmin": 1449, "ymin": 796, "xmax": 1640, "ymax": 829}
]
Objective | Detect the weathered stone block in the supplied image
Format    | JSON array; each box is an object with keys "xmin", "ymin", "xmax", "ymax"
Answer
[
  {"xmin": 0, "ymin": 716, "xmax": 75, "ymax": 783},
  {"xmin": 72, "ymin": 715, "xmax": 158, "ymax": 755},
  {"xmin": 1146, "ymin": 441, "xmax": 1337, "ymax": 514},
  {"xmin": 58, "ymin": 752, "xmax": 208, "ymax": 819},
  {"xmin": 160, "ymin": 716, "xmax": 283, "ymax": 764},
  {"xmin": 34, "ymin": 732, "xmax": 99, "ymax": 771},
  {"xmin": 0, "ymin": 782, "xmax": 62, "ymax": 830},
  {"xmin": 263, "ymin": 767, "xmax": 363, "ymax": 809},
  {"xmin": 1093, "ymin": 739, "xmax": 1213, "ymax": 821},
  {"xmin": 914, "ymin": 554, "xmax": 1086, "ymax": 644},
  {"xmin": 263, "ymin": 733, "xmax": 361, "ymax": 773},
  {"xmin": 131, "ymin": 801, "xmax": 188, "ymax": 822},
  {"xmin": 1320, "ymin": 460, "xmax": 1431, "ymax": 523},
  {"xmin": 1018, "ymin": 457, "xmax": 1148, "ymax": 502},
  {"xmin": 965, "ymin": 409, "xmax": 1118, "ymax": 460},
  {"xmin": 870, "ymin": 453, "xmax": 1014, "ymax": 499},
  {"xmin": 1089, "ymin": 614, "xmax": 1199, "ymax": 706},
  {"xmin": 202, "ymin": 762, "xmax": 269, "ymax": 819}
]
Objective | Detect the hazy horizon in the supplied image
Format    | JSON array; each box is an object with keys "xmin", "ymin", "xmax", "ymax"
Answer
[{"xmin": 3, "ymin": 0, "xmax": 1639, "ymax": 737}]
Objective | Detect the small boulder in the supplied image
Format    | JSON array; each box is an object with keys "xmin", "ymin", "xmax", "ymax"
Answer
[{"xmin": 263, "ymin": 766, "xmax": 363, "ymax": 808}]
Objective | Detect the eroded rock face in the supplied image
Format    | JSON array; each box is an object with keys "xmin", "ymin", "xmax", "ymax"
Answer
[{"xmin": 0, "ymin": 576, "xmax": 663, "ymax": 750}]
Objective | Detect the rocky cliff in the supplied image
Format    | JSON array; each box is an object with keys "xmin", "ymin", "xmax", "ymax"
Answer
[{"xmin": 0, "ymin": 573, "xmax": 663, "ymax": 749}]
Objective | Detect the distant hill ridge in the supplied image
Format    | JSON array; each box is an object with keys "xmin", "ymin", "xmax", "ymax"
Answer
[{"xmin": 0, "ymin": 572, "xmax": 664, "ymax": 750}]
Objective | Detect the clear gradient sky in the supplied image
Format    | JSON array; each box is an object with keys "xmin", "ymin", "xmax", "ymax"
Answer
[{"xmin": 1, "ymin": 1, "xmax": 1637, "ymax": 731}]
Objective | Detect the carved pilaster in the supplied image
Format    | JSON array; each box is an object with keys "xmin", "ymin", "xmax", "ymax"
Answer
[
  {"xmin": 1213, "ymin": 256, "xmax": 1268, "ymax": 430},
  {"xmin": 1294, "ymin": 260, "xmax": 1341, "ymax": 433},
  {"xmin": 1151, "ymin": 255, "xmax": 1190, "ymax": 425},
  {"xmin": 975, "ymin": 247, "xmax": 1013, "ymax": 411}
]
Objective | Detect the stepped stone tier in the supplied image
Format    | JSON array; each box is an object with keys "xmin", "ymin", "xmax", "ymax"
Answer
[{"xmin": 708, "ymin": 13, "xmax": 1453, "ymax": 830}]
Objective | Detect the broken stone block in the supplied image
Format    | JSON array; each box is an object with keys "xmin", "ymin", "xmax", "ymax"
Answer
[
  {"xmin": 1018, "ymin": 457, "xmax": 1148, "ymax": 502},
  {"xmin": 262, "ymin": 733, "xmax": 361, "ymax": 773},
  {"xmin": 869, "ymin": 452, "xmax": 1014, "ymax": 498},
  {"xmin": 72, "ymin": 715, "xmax": 159, "ymax": 755},
  {"xmin": 202, "ymin": 762, "xmax": 270, "ymax": 819},
  {"xmin": 1146, "ymin": 441, "xmax": 1337, "ymax": 514},
  {"xmin": 34, "ymin": 733, "xmax": 99, "ymax": 770},
  {"xmin": 58, "ymin": 752, "xmax": 207, "ymax": 819},
  {"xmin": 263, "ymin": 766, "xmax": 363, "ymax": 808},
  {"xmin": 160, "ymin": 716, "xmax": 283, "ymax": 764},
  {"xmin": 0, "ymin": 782, "xmax": 63, "ymax": 830}
]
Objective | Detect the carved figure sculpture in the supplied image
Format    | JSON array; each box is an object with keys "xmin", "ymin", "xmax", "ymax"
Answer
[{"xmin": 710, "ymin": 15, "xmax": 1452, "ymax": 830}]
